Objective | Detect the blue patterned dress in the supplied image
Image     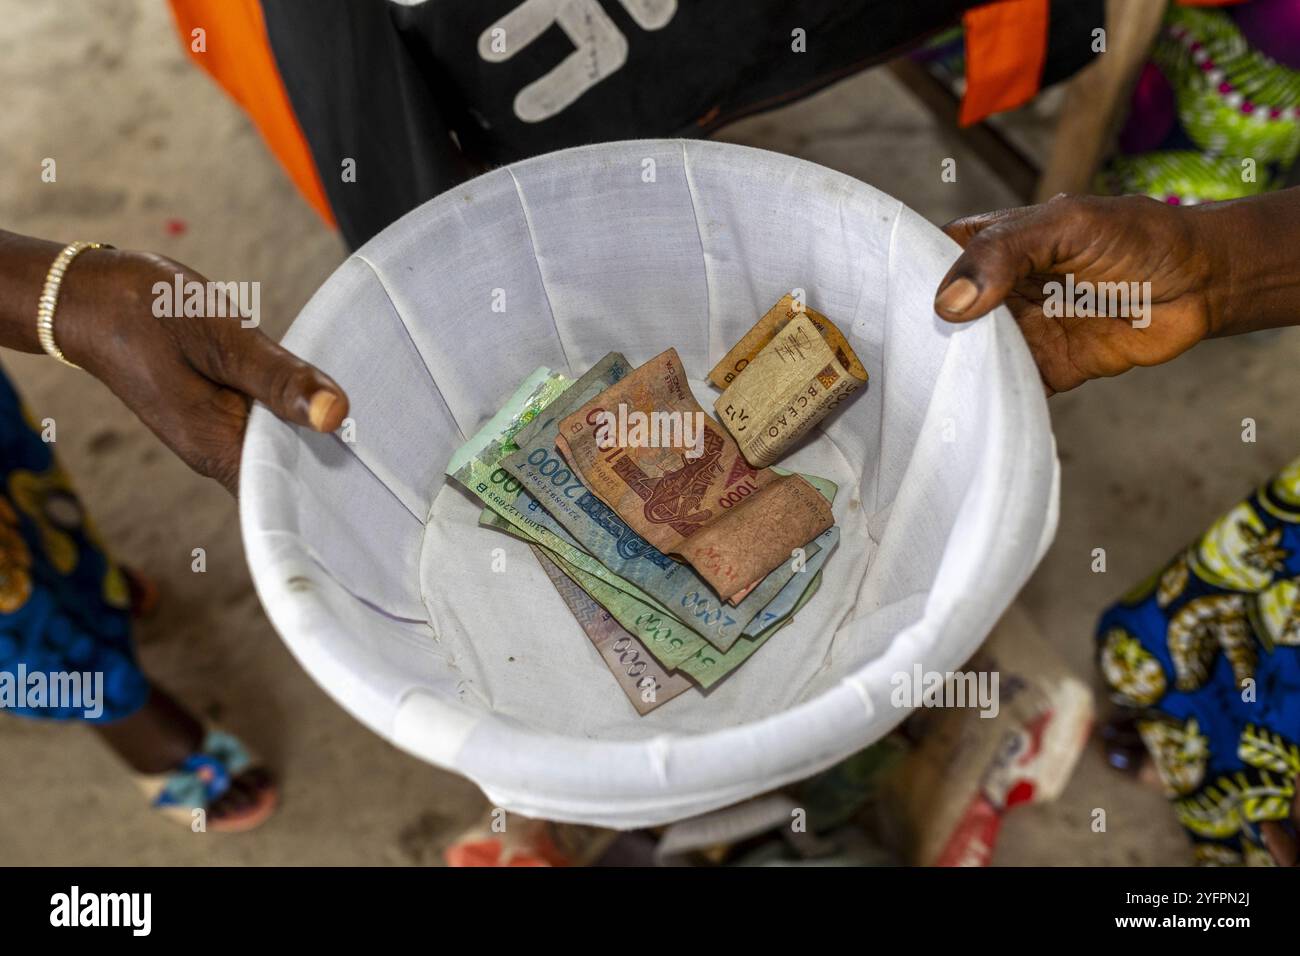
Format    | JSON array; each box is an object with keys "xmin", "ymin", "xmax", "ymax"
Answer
[
  {"xmin": 1098, "ymin": 455, "xmax": 1300, "ymax": 865},
  {"xmin": 0, "ymin": 366, "xmax": 149, "ymax": 722}
]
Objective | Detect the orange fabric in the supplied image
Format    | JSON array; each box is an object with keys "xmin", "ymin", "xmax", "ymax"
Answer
[
  {"xmin": 166, "ymin": 0, "xmax": 335, "ymax": 227},
  {"xmin": 959, "ymin": 0, "xmax": 1051, "ymax": 126}
]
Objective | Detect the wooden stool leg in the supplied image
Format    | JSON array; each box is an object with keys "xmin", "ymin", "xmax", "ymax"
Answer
[{"xmin": 1034, "ymin": 0, "xmax": 1169, "ymax": 201}]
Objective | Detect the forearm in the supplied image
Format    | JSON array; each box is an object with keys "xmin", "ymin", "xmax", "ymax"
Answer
[{"xmin": 1191, "ymin": 187, "xmax": 1300, "ymax": 337}]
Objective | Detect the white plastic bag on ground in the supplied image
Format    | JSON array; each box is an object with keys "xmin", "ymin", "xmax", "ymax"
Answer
[{"xmin": 240, "ymin": 139, "xmax": 1059, "ymax": 828}]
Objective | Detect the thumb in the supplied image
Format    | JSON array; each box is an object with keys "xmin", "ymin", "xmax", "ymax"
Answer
[
  {"xmin": 933, "ymin": 202, "xmax": 1066, "ymax": 323},
  {"xmin": 198, "ymin": 326, "xmax": 349, "ymax": 433}
]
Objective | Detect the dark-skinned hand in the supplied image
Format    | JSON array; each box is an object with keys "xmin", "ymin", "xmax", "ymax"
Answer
[
  {"xmin": 55, "ymin": 248, "xmax": 347, "ymax": 494},
  {"xmin": 933, "ymin": 193, "xmax": 1220, "ymax": 395}
]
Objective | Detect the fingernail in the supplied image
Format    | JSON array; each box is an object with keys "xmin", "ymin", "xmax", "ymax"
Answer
[
  {"xmin": 936, "ymin": 277, "xmax": 978, "ymax": 316},
  {"xmin": 308, "ymin": 390, "xmax": 338, "ymax": 431}
]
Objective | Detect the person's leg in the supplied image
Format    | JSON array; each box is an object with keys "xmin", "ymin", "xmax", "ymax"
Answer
[
  {"xmin": 92, "ymin": 686, "xmax": 276, "ymax": 823},
  {"xmin": 0, "ymin": 364, "xmax": 275, "ymax": 829},
  {"xmin": 92, "ymin": 683, "xmax": 201, "ymax": 773},
  {"xmin": 1099, "ymin": 711, "xmax": 1164, "ymax": 791}
]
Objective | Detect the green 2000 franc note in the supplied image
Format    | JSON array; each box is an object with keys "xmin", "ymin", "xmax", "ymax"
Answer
[{"xmin": 446, "ymin": 367, "xmax": 709, "ymax": 668}]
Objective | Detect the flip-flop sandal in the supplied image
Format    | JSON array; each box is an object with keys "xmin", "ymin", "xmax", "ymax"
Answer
[
  {"xmin": 135, "ymin": 728, "xmax": 279, "ymax": 832},
  {"xmin": 1100, "ymin": 712, "xmax": 1147, "ymax": 775},
  {"xmin": 1100, "ymin": 712, "xmax": 1189, "ymax": 795}
]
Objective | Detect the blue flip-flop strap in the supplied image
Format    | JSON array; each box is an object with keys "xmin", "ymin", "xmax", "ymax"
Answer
[{"xmin": 152, "ymin": 730, "xmax": 253, "ymax": 810}]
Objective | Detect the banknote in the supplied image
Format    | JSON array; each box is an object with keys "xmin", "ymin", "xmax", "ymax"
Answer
[
  {"xmin": 678, "ymin": 570, "xmax": 823, "ymax": 690},
  {"xmin": 707, "ymin": 294, "xmax": 867, "ymax": 388},
  {"xmin": 480, "ymin": 510, "xmax": 712, "ymax": 671},
  {"xmin": 495, "ymin": 512, "xmax": 823, "ymax": 690},
  {"xmin": 445, "ymin": 366, "xmax": 664, "ymax": 608},
  {"xmin": 446, "ymin": 367, "xmax": 709, "ymax": 668},
  {"xmin": 720, "ymin": 470, "xmax": 838, "ymax": 605},
  {"xmin": 486, "ymin": 508, "xmax": 829, "ymax": 690},
  {"xmin": 711, "ymin": 295, "xmax": 868, "ymax": 468},
  {"xmin": 502, "ymin": 353, "xmax": 829, "ymax": 652},
  {"xmin": 511, "ymin": 351, "xmax": 631, "ymax": 451},
  {"xmin": 739, "ymin": 525, "xmax": 839, "ymax": 638},
  {"xmin": 446, "ymin": 366, "xmax": 569, "ymax": 482},
  {"xmin": 554, "ymin": 347, "xmax": 833, "ymax": 601},
  {"xmin": 529, "ymin": 545, "xmax": 694, "ymax": 715},
  {"xmin": 674, "ymin": 528, "xmax": 836, "ymax": 691}
]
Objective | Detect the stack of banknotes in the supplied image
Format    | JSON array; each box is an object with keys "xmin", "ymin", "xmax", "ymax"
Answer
[{"xmin": 446, "ymin": 296, "xmax": 867, "ymax": 714}]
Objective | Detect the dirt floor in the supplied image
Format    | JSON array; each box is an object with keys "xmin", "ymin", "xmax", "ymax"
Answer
[{"xmin": 3, "ymin": 0, "xmax": 1298, "ymax": 866}]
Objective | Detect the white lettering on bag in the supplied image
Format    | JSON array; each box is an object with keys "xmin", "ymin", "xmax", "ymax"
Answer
[{"xmin": 476, "ymin": 0, "xmax": 679, "ymax": 123}]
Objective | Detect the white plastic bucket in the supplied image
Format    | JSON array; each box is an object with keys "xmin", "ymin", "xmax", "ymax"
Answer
[{"xmin": 239, "ymin": 139, "xmax": 1059, "ymax": 828}]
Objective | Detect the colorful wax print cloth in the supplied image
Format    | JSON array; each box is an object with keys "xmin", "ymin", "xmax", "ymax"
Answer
[
  {"xmin": 1098, "ymin": 454, "xmax": 1300, "ymax": 866},
  {"xmin": 0, "ymin": 367, "xmax": 146, "ymax": 723}
]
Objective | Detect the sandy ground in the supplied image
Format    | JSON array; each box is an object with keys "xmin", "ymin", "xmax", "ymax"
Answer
[{"xmin": 3, "ymin": 0, "xmax": 1297, "ymax": 866}]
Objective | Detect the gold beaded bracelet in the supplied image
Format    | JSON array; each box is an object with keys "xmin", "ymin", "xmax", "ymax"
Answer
[{"xmin": 36, "ymin": 240, "xmax": 113, "ymax": 370}]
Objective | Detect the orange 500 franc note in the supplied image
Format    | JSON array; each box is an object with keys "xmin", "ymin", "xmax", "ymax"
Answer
[
  {"xmin": 554, "ymin": 348, "xmax": 832, "ymax": 602},
  {"xmin": 710, "ymin": 294, "xmax": 868, "ymax": 468}
]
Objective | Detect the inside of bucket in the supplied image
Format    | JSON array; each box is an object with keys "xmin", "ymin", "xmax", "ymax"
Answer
[{"xmin": 269, "ymin": 142, "xmax": 966, "ymax": 741}]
